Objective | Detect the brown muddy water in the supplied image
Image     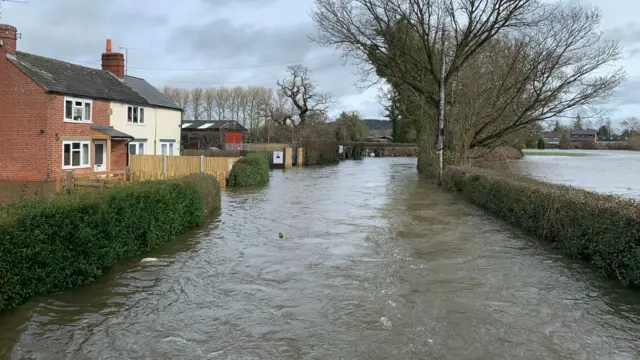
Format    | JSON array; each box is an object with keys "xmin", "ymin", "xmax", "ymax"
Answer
[{"xmin": 1, "ymin": 158, "xmax": 639, "ymax": 359}]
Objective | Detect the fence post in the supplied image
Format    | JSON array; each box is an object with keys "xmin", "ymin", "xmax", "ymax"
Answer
[
  {"xmin": 65, "ymin": 170, "xmax": 74, "ymax": 193},
  {"xmin": 200, "ymin": 155, "xmax": 204, "ymax": 173}
]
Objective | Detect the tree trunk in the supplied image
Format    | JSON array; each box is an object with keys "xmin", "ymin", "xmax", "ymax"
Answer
[{"xmin": 436, "ymin": 27, "xmax": 446, "ymax": 185}]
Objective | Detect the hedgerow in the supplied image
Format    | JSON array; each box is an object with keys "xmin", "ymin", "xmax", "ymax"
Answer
[
  {"xmin": 0, "ymin": 174, "xmax": 220, "ymax": 312},
  {"xmin": 228, "ymin": 152, "xmax": 270, "ymax": 187},
  {"xmin": 443, "ymin": 166, "xmax": 640, "ymax": 286}
]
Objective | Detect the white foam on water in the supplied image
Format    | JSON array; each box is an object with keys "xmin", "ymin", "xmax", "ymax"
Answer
[
  {"xmin": 141, "ymin": 258, "xmax": 158, "ymax": 263},
  {"xmin": 380, "ymin": 316, "xmax": 392, "ymax": 329}
]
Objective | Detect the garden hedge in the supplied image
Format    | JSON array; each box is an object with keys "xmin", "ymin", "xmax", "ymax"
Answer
[
  {"xmin": 443, "ymin": 166, "xmax": 640, "ymax": 286},
  {"xmin": 0, "ymin": 174, "xmax": 221, "ymax": 312},
  {"xmin": 228, "ymin": 152, "xmax": 270, "ymax": 187}
]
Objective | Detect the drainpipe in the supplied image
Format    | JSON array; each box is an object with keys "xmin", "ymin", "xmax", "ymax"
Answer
[{"xmin": 154, "ymin": 107, "xmax": 158, "ymax": 155}]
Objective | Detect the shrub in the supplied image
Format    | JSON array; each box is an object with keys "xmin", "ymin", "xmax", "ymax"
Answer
[
  {"xmin": 228, "ymin": 152, "xmax": 270, "ymax": 187},
  {"xmin": 443, "ymin": 166, "xmax": 640, "ymax": 286},
  {"xmin": 0, "ymin": 175, "xmax": 221, "ymax": 312},
  {"xmin": 302, "ymin": 138, "xmax": 340, "ymax": 165},
  {"xmin": 537, "ymin": 138, "xmax": 546, "ymax": 149}
]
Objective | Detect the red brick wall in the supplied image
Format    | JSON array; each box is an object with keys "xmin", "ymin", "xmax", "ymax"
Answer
[
  {"xmin": 0, "ymin": 54, "xmax": 50, "ymax": 181},
  {"xmin": 47, "ymin": 98, "xmax": 111, "ymax": 179},
  {"xmin": 0, "ymin": 52, "xmax": 113, "ymax": 181},
  {"xmin": 110, "ymin": 140, "xmax": 128, "ymax": 171}
]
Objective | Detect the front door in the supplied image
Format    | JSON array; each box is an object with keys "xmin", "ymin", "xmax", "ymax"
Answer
[{"xmin": 94, "ymin": 140, "xmax": 107, "ymax": 172}]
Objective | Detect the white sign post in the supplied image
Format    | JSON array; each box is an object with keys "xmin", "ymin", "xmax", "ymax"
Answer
[
  {"xmin": 273, "ymin": 151, "xmax": 284, "ymax": 164},
  {"xmin": 338, "ymin": 145, "xmax": 344, "ymax": 153}
]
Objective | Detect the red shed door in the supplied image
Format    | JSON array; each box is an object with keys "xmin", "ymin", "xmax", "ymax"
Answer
[{"xmin": 225, "ymin": 132, "xmax": 243, "ymax": 150}]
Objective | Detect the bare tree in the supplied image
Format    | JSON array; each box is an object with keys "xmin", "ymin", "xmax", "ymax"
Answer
[
  {"xmin": 277, "ymin": 65, "xmax": 332, "ymax": 126},
  {"xmin": 213, "ymin": 87, "xmax": 231, "ymax": 120},
  {"xmin": 311, "ymin": 0, "xmax": 624, "ymax": 176},
  {"xmin": 204, "ymin": 88, "xmax": 216, "ymax": 120},
  {"xmin": 190, "ymin": 88, "xmax": 205, "ymax": 121}
]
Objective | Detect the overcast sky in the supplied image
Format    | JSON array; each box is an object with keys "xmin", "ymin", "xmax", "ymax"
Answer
[{"xmin": 1, "ymin": 0, "xmax": 639, "ymax": 126}]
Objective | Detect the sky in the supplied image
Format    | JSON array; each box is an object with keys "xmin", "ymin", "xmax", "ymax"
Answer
[{"xmin": 1, "ymin": 0, "xmax": 639, "ymax": 127}]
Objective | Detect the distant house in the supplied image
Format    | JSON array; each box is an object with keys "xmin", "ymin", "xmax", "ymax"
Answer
[
  {"xmin": 181, "ymin": 120, "xmax": 248, "ymax": 150},
  {"xmin": 570, "ymin": 129, "xmax": 597, "ymax": 144},
  {"xmin": 0, "ymin": 24, "xmax": 181, "ymax": 182},
  {"xmin": 540, "ymin": 132, "xmax": 562, "ymax": 146}
]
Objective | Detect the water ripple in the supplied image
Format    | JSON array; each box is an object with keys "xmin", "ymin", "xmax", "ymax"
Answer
[{"xmin": 1, "ymin": 158, "xmax": 640, "ymax": 359}]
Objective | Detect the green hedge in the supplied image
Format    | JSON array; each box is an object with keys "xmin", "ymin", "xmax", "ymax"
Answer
[
  {"xmin": 0, "ymin": 174, "xmax": 221, "ymax": 312},
  {"xmin": 228, "ymin": 152, "xmax": 270, "ymax": 187},
  {"xmin": 443, "ymin": 166, "xmax": 640, "ymax": 286}
]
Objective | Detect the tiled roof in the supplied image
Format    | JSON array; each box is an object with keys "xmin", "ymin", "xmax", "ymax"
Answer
[
  {"xmin": 123, "ymin": 75, "xmax": 181, "ymax": 110},
  {"xmin": 181, "ymin": 120, "xmax": 247, "ymax": 131},
  {"xmin": 8, "ymin": 52, "xmax": 148, "ymax": 105},
  {"xmin": 570, "ymin": 129, "xmax": 597, "ymax": 135},
  {"xmin": 7, "ymin": 52, "xmax": 181, "ymax": 111}
]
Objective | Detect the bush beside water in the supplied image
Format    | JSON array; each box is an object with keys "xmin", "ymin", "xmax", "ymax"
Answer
[
  {"xmin": 442, "ymin": 166, "xmax": 640, "ymax": 286},
  {"xmin": 228, "ymin": 152, "xmax": 270, "ymax": 187},
  {"xmin": 0, "ymin": 174, "xmax": 221, "ymax": 313}
]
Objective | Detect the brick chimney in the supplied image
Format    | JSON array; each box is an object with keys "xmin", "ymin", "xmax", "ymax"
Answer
[
  {"xmin": 101, "ymin": 39, "xmax": 125, "ymax": 78},
  {"xmin": 0, "ymin": 24, "xmax": 17, "ymax": 55}
]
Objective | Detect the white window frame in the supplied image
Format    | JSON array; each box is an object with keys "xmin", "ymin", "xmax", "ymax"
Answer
[
  {"xmin": 128, "ymin": 142, "xmax": 145, "ymax": 155},
  {"xmin": 64, "ymin": 97, "xmax": 92, "ymax": 123},
  {"xmin": 62, "ymin": 141, "xmax": 91, "ymax": 169},
  {"xmin": 160, "ymin": 141, "xmax": 175, "ymax": 156},
  {"xmin": 127, "ymin": 106, "xmax": 145, "ymax": 125}
]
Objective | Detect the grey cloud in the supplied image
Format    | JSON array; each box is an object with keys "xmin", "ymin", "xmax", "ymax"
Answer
[
  {"xmin": 167, "ymin": 18, "xmax": 317, "ymax": 65},
  {"xmin": 611, "ymin": 75, "xmax": 640, "ymax": 106},
  {"xmin": 199, "ymin": 0, "xmax": 278, "ymax": 7},
  {"xmin": 14, "ymin": 0, "xmax": 168, "ymax": 60}
]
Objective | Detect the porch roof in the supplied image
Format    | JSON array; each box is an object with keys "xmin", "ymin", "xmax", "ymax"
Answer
[{"xmin": 90, "ymin": 126, "xmax": 134, "ymax": 140}]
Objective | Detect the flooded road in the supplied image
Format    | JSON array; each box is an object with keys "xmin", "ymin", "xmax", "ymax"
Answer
[
  {"xmin": 514, "ymin": 149, "xmax": 640, "ymax": 199},
  {"xmin": 1, "ymin": 158, "xmax": 640, "ymax": 359}
]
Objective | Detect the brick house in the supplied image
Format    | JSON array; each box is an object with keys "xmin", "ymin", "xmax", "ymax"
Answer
[
  {"xmin": 570, "ymin": 129, "xmax": 597, "ymax": 144},
  {"xmin": 0, "ymin": 24, "xmax": 181, "ymax": 182}
]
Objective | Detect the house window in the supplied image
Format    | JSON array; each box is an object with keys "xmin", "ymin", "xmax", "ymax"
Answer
[
  {"xmin": 129, "ymin": 142, "xmax": 145, "ymax": 155},
  {"xmin": 62, "ymin": 141, "xmax": 90, "ymax": 169},
  {"xmin": 64, "ymin": 97, "xmax": 92, "ymax": 123},
  {"xmin": 127, "ymin": 106, "xmax": 145, "ymax": 124},
  {"xmin": 160, "ymin": 142, "xmax": 174, "ymax": 156}
]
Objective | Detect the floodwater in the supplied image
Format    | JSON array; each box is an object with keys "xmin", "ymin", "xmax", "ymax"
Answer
[
  {"xmin": 1, "ymin": 158, "xmax": 640, "ymax": 359},
  {"xmin": 512, "ymin": 149, "xmax": 640, "ymax": 199}
]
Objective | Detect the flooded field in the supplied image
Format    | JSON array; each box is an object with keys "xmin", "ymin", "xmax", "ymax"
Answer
[
  {"xmin": 1, "ymin": 158, "xmax": 639, "ymax": 359},
  {"xmin": 515, "ymin": 149, "xmax": 640, "ymax": 199}
]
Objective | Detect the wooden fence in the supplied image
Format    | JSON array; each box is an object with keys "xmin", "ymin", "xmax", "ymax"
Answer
[
  {"xmin": 246, "ymin": 143, "xmax": 290, "ymax": 152},
  {"xmin": 129, "ymin": 155, "xmax": 239, "ymax": 187},
  {"xmin": 55, "ymin": 170, "xmax": 128, "ymax": 194},
  {"xmin": 182, "ymin": 149, "xmax": 245, "ymax": 157}
]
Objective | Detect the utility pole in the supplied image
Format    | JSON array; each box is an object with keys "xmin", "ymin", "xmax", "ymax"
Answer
[
  {"xmin": 119, "ymin": 46, "xmax": 139, "ymax": 75},
  {"xmin": 436, "ymin": 24, "xmax": 446, "ymax": 185}
]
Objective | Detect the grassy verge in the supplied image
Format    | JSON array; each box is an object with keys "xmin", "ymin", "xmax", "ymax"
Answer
[
  {"xmin": 0, "ymin": 174, "xmax": 221, "ymax": 313},
  {"xmin": 522, "ymin": 150, "xmax": 592, "ymax": 157},
  {"xmin": 228, "ymin": 152, "xmax": 270, "ymax": 187},
  {"xmin": 443, "ymin": 166, "xmax": 640, "ymax": 286}
]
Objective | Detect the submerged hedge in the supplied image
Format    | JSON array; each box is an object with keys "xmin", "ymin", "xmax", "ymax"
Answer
[
  {"xmin": 228, "ymin": 152, "xmax": 270, "ymax": 187},
  {"xmin": 0, "ymin": 174, "xmax": 221, "ymax": 312},
  {"xmin": 443, "ymin": 166, "xmax": 640, "ymax": 286}
]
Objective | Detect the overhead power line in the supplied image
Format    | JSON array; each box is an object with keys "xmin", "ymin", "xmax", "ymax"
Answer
[
  {"xmin": 63, "ymin": 54, "xmax": 338, "ymax": 71},
  {"xmin": 130, "ymin": 62, "xmax": 345, "ymax": 86}
]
